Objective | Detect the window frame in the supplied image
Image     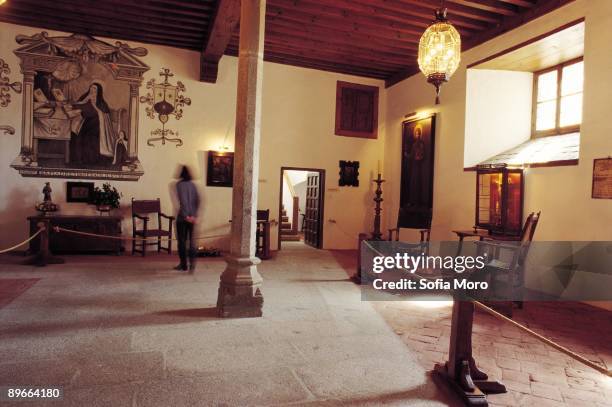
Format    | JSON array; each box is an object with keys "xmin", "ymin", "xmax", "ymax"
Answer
[
  {"xmin": 334, "ymin": 81, "xmax": 379, "ymax": 139},
  {"xmin": 532, "ymin": 56, "xmax": 583, "ymax": 138}
]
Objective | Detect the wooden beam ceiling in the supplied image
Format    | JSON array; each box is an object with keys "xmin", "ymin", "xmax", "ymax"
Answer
[
  {"xmin": 200, "ymin": 0, "xmax": 240, "ymax": 83},
  {"xmin": 0, "ymin": 0, "xmax": 574, "ymax": 87}
]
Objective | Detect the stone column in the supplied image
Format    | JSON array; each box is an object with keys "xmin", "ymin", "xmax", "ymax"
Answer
[{"xmin": 216, "ymin": 0, "xmax": 266, "ymax": 318}]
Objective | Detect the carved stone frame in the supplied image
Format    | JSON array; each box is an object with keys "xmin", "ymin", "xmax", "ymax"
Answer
[{"xmin": 10, "ymin": 33, "xmax": 150, "ymax": 181}]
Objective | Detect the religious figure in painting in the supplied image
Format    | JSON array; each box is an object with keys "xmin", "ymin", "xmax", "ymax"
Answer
[{"xmin": 70, "ymin": 83, "xmax": 121, "ymax": 167}]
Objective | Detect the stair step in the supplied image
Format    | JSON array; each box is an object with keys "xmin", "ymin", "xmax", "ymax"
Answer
[
  {"xmin": 281, "ymin": 223, "xmax": 292, "ymax": 230},
  {"xmin": 281, "ymin": 216, "xmax": 289, "ymax": 222},
  {"xmin": 281, "ymin": 234, "xmax": 301, "ymax": 241},
  {"xmin": 281, "ymin": 229, "xmax": 298, "ymax": 235}
]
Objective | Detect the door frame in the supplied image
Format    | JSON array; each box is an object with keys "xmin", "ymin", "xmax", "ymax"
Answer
[{"xmin": 278, "ymin": 166, "xmax": 326, "ymax": 250}]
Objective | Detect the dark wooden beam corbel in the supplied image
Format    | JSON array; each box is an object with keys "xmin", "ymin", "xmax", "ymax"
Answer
[{"xmin": 200, "ymin": 0, "xmax": 240, "ymax": 83}]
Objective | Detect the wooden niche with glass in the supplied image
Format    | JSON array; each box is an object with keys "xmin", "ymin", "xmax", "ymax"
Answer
[{"xmin": 476, "ymin": 165, "xmax": 524, "ymax": 237}]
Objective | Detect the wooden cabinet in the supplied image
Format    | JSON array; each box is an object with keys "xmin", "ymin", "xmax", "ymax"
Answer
[
  {"xmin": 476, "ymin": 166, "xmax": 524, "ymax": 236},
  {"xmin": 28, "ymin": 215, "xmax": 123, "ymax": 254}
]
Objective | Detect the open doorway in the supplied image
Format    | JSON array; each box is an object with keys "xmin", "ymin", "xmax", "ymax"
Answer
[{"xmin": 278, "ymin": 167, "xmax": 325, "ymax": 250}]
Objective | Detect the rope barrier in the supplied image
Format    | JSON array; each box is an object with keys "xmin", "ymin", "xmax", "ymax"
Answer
[
  {"xmin": 53, "ymin": 227, "xmax": 229, "ymax": 243},
  {"xmin": 0, "ymin": 228, "xmax": 44, "ymax": 254},
  {"xmin": 474, "ymin": 301, "xmax": 612, "ymax": 378}
]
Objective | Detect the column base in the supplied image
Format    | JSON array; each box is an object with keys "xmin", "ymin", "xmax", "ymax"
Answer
[{"xmin": 216, "ymin": 255, "xmax": 264, "ymax": 318}]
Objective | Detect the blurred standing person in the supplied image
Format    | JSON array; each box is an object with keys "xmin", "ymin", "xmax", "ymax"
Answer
[{"xmin": 175, "ymin": 166, "xmax": 200, "ymax": 272}]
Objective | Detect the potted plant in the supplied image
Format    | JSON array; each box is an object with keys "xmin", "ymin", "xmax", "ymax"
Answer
[{"xmin": 92, "ymin": 183, "xmax": 122, "ymax": 214}]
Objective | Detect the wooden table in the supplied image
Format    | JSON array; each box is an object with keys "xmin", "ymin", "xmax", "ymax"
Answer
[{"xmin": 28, "ymin": 215, "xmax": 123, "ymax": 255}]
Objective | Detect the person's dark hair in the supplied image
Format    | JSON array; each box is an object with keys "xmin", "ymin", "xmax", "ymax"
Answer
[{"xmin": 179, "ymin": 165, "xmax": 192, "ymax": 181}]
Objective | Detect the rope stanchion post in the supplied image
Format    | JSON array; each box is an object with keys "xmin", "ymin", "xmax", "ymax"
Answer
[
  {"xmin": 24, "ymin": 220, "xmax": 64, "ymax": 267},
  {"xmin": 432, "ymin": 300, "xmax": 506, "ymax": 406}
]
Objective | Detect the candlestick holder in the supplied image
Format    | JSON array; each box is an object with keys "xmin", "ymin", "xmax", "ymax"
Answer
[{"xmin": 372, "ymin": 173, "xmax": 385, "ymax": 240}]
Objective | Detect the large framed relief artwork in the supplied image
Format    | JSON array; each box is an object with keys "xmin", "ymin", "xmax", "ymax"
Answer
[{"xmin": 10, "ymin": 32, "xmax": 149, "ymax": 181}]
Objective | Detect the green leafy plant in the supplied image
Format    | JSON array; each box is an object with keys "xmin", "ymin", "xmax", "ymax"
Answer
[{"xmin": 92, "ymin": 183, "xmax": 122, "ymax": 209}]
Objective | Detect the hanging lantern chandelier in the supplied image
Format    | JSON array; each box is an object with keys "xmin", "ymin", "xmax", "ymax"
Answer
[{"xmin": 417, "ymin": 7, "xmax": 461, "ymax": 104}]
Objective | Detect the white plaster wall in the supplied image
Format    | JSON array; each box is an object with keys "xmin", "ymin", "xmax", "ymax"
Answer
[
  {"xmin": 464, "ymin": 69, "xmax": 533, "ymax": 167},
  {"xmin": 0, "ymin": 21, "xmax": 385, "ymax": 251},
  {"xmin": 384, "ymin": 0, "xmax": 612, "ymax": 244},
  {"xmin": 384, "ymin": 0, "xmax": 612, "ymax": 309}
]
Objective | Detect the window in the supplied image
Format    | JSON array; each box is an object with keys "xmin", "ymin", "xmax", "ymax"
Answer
[
  {"xmin": 335, "ymin": 81, "xmax": 379, "ymax": 139},
  {"xmin": 533, "ymin": 58, "xmax": 584, "ymax": 137}
]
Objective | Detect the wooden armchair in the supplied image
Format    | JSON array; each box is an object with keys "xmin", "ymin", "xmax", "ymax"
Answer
[
  {"xmin": 132, "ymin": 198, "xmax": 175, "ymax": 256},
  {"xmin": 388, "ymin": 227, "xmax": 431, "ymax": 242},
  {"xmin": 474, "ymin": 212, "xmax": 541, "ymax": 317}
]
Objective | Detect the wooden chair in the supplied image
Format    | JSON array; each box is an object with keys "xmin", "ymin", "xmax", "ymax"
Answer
[
  {"xmin": 256, "ymin": 209, "xmax": 271, "ymax": 260},
  {"xmin": 474, "ymin": 212, "xmax": 541, "ymax": 316},
  {"xmin": 131, "ymin": 198, "xmax": 175, "ymax": 256}
]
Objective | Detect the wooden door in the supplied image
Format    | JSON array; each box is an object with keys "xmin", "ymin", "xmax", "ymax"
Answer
[{"xmin": 304, "ymin": 172, "xmax": 322, "ymax": 248}]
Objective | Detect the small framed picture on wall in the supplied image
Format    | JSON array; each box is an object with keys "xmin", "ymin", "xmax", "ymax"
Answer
[
  {"xmin": 207, "ymin": 151, "xmax": 234, "ymax": 187},
  {"xmin": 66, "ymin": 181, "xmax": 94, "ymax": 203},
  {"xmin": 339, "ymin": 160, "xmax": 360, "ymax": 187}
]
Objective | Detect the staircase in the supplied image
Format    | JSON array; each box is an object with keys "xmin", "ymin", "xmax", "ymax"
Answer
[{"xmin": 280, "ymin": 205, "xmax": 300, "ymax": 241}]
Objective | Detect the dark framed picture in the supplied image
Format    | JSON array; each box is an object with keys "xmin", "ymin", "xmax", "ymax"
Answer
[
  {"xmin": 207, "ymin": 151, "xmax": 234, "ymax": 187},
  {"xmin": 66, "ymin": 181, "xmax": 94, "ymax": 203},
  {"xmin": 398, "ymin": 114, "xmax": 436, "ymax": 229},
  {"xmin": 339, "ymin": 160, "xmax": 359, "ymax": 187}
]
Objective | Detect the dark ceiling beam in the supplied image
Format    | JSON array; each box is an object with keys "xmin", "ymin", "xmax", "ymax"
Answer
[
  {"xmin": 396, "ymin": 0, "xmax": 501, "ymax": 23},
  {"xmin": 5, "ymin": 2, "xmax": 205, "ymax": 41},
  {"xmin": 264, "ymin": 26, "xmax": 417, "ymax": 58},
  {"xmin": 446, "ymin": 0, "xmax": 519, "ymax": 16},
  {"xmin": 385, "ymin": 0, "xmax": 576, "ymax": 87},
  {"xmin": 265, "ymin": 18, "xmax": 420, "ymax": 51},
  {"xmin": 499, "ymin": 0, "xmax": 536, "ymax": 7},
  {"xmin": 0, "ymin": 13, "xmax": 201, "ymax": 50},
  {"xmin": 200, "ymin": 0, "xmax": 240, "ymax": 83},
  {"xmin": 269, "ymin": 0, "xmax": 426, "ymax": 38},
  {"xmin": 16, "ymin": 0, "xmax": 212, "ymax": 30},
  {"xmin": 113, "ymin": 0, "xmax": 214, "ymax": 18},
  {"xmin": 462, "ymin": 0, "xmax": 576, "ymax": 51},
  {"xmin": 347, "ymin": 0, "xmax": 488, "ymax": 31},
  {"xmin": 266, "ymin": 5, "xmax": 421, "ymax": 44},
  {"xmin": 262, "ymin": 41, "xmax": 409, "ymax": 70}
]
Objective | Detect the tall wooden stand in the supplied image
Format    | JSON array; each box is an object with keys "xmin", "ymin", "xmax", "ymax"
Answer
[
  {"xmin": 433, "ymin": 300, "xmax": 506, "ymax": 406},
  {"xmin": 372, "ymin": 173, "xmax": 384, "ymax": 240}
]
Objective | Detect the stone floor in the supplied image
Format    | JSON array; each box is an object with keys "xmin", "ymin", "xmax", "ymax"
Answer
[
  {"xmin": 0, "ymin": 244, "xmax": 457, "ymax": 407},
  {"xmin": 371, "ymin": 292, "xmax": 612, "ymax": 407},
  {"xmin": 1, "ymin": 244, "xmax": 610, "ymax": 406}
]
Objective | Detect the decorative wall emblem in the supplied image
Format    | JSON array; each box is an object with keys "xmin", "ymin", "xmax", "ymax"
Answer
[
  {"xmin": 140, "ymin": 68, "xmax": 191, "ymax": 147},
  {"xmin": 0, "ymin": 58, "xmax": 23, "ymax": 135},
  {"xmin": 10, "ymin": 32, "xmax": 150, "ymax": 181},
  {"xmin": 339, "ymin": 160, "xmax": 360, "ymax": 187}
]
